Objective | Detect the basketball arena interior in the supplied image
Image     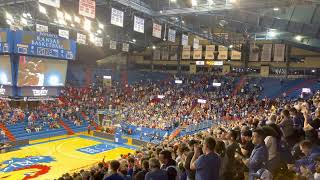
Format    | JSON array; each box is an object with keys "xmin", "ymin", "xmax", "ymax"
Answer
[{"xmin": 1, "ymin": 0, "xmax": 320, "ymax": 180}]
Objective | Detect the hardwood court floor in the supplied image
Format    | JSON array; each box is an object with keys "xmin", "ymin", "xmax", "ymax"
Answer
[{"xmin": 0, "ymin": 134, "xmax": 136, "ymax": 180}]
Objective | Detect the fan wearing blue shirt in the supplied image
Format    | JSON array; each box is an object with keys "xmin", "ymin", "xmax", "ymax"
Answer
[{"xmin": 190, "ymin": 137, "xmax": 221, "ymax": 180}]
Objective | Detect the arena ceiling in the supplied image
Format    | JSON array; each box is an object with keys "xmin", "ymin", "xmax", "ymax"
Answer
[{"xmin": 1, "ymin": 0, "xmax": 320, "ymax": 62}]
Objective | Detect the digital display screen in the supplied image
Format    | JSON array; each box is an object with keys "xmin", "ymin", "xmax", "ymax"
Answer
[
  {"xmin": 0, "ymin": 32, "xmax": 7, "ymax": 42},
  {"xmin": 14, "ymin": 31, "xmax": 76, "ymax": 60},
  {"xmin": 17, "ymin": 56, "xmax": 67, "ymax": 87},
  {"xmin": 0, "ymin": 55, "xmax": 12, "ymax": 85}
]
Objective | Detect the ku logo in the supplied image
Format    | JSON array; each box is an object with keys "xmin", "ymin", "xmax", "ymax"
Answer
[{"xmin": 0, "ymin": 156, "xmax": 55, "ymax": 180}]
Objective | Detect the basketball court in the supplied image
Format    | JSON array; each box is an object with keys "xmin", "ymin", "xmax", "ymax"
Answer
[{"xmin": 0, "ymin": 134, "xmax": 137, "ymax": 180}]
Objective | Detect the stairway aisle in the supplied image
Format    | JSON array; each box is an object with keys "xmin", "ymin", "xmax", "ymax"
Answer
[
  {"xmin": 57, "ymin": 119, "xmax": 75, "ymax": 135},
  {"xmin": 0, "ymin": 123, "xmax": 16, "ymax": 141}
]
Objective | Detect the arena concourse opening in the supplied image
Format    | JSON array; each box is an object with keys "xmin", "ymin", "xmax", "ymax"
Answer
[{"xmin": 0, "ymin": 0, "xmax": 320, "ymax": 180}]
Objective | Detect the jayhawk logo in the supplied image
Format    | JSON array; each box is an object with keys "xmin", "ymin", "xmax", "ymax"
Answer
[{"xmin": 0, "ymin": 156, "xmax": 55, "ymax": 179}]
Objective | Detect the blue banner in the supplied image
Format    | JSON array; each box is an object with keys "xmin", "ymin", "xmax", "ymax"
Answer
[
  {"xmin": 0, "ymin": 29, "xmax": 13, "ymax": 53},
  {"xmin": 13, "ymin": 30, "xmax": 76, "ymax": 60}
]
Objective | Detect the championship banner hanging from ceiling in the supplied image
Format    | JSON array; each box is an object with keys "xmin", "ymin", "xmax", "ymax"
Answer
[
  {"xmin": 134, "ymin": 16, "xmax": 144, "ymax": 33},
  {"xmin": 77, "ymin": 33, "xmax": 86, "ymax": 44},
  {"xmin": 261, "ymin": 44, "xmax": 272, "ymax": 62},
  {"xmin": 58, "ymin": 29, "xmax": 69, "ymax": 39},
  {"xmin": 182, "ymin": 34, "xmax": 188, "ymax": 46},
  {"xmin": 79, "ymin": 0, "xmax": 96, "ymax": 19},
  {"xmin": 94, "ymin": 37, "xmax": 103, "ymax": 47},
  {"xmin": 111, "ymin": 8, "xmax": 124, "ymax": 27},
  {"xmin": 205, "ymin": 45, "xmax": 214, "ymax": 59},
  {"xmin": 39, "ymin": 0, "xmax": 60, "ymax": 8},
  {"xmin": 36, "ymin": 24, "xmax": 48, "ymax": 33},
  {"xmin": 161, "ymin": 47, "xmax": 169, "ymax": 60},
  {"xmin": 193, "ymin": 45, "xmax": 202, "ymax": 60},
  {"xmin": 153, "ymin": 49, "xmax": 161, "ymax": 60},
  {"xmin": 110, "ymin": 40, "xmax": 117, "ymax": 50},
  {"xmin": 193, "ymin": 38, "xmax": 199, "ymax": 49},
  {"xmin": 122, "ymin": 43, "xmax": 129, "ymax": 52},
  {"xmin": 249, "ymin": 44, "xmax": 259, "ymax": 62},
  {"xmin": 231, "ymin": 50, "xmax": 241, "ymax": 60},
  {"xmin": 182, "ymin": 45, "xmax": 191, "ymax": 60},
  {"xmin": 152, "ymin": 23, "xmax": 162, "ymax": 39},
  {"xmin": 274, "ymin": 44, "xmax": 285, "ymax": 62},
  {"xmin": 170, "ymin": 46, "xmax": 178, "ymax": 60},
  {"xmin": 218, "ymin": 45, "xmax": 228, "ymax": 60},
  {"xmin": 168, "ymin": 29, "xmax": 176, "ymax": 43}
]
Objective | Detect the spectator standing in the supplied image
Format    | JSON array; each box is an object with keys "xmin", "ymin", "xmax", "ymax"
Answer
[
  {"xmin": 190, "ymin": 137, "xmax": 220, "ymax": 180},
  {"xmin": 145, "ymin": 158, "xmax": 168, "ymax": 180},
  {"xmin": 243, "ymin": 128, "xmax": 268, "ymax": 180},
  {"xmin": 133, "ymin": 160, "xmax": 149, "ymax": 180},
  {"xmin": 104, "ymin": 160, "xmax": 125, "ymax": 180}
]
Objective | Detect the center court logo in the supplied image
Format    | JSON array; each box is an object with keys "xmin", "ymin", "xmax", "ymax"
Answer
[{"xmin": 0, "ymin": 156, "xmax": 55, "ymax": 172}]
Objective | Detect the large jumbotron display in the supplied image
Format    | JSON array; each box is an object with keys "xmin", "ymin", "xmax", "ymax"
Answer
[
  {"xmin": 0, "ymin": 29, "xmax": 76, "ymax": 97},
  {"xmin": 17, "ymin": 56, "xmax": 68, "ymax": 87}
]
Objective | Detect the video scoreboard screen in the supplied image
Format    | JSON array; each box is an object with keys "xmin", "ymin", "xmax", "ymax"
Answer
[
  {"xmin": 17, "ymin": 56, "xmax": 68, "ymax": 87},
  {"xmin": 0, "ymin": 29, "xmax": 12, "ymax": 53},
  {"xmin": 14, "ymin": 30, "xmax": 76, "ymax": 60}
]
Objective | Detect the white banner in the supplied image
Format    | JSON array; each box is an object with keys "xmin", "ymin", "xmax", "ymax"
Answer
[
  {"xmin": 39, "ymin": 0, "xmax": 60, "ymax": 8},
  {"xmin": 134, "ymin": 16, "xmax": 144, "ymax": 33},
  {"xmin": 218, "ymin": 45, "xmax": 228, "ymax": 60},
  {"xmin": 77, "ymin": 33, "xmax": 86, "ymax": 44},
  {"xmin": 153, "ymin": 49, "xmax": 161, "ymax": 60},
  {"xmin": 196, "ymin": 61, "xmax": 205, "ymax": 65},
  {"xmin": 168, "ymin": 29, "xmax": 176, "ymax": 43},
  {"xmin": 193, "ymin": 45, "xmax": 202, "ymax": 60},
  {"xmin": 79, "ymin": 0, "xmax": 96, "ymax": 19},
  {"xmin": 231, "ymin": 50, "xmax": 241, "ymax": 60},
  {"xmin": 274, "ymin": 44, "xmax": 285, "ymax": 62},
  {"xmin": 193, "ymin": 38, "xmax": 199, "ymax": 49},
  {"xmin": 122, "ymin": 43, "xmax": 129, "ymax": 52},
  {"xmin": 58, "ymin": 29, "xmax": 69, "ymax": 39},
  {"xmin": 36, "ymin": 24, "xmax": 48, "ymax": 32},
  {"xmin": 182, "ymin": 46, "xmax": 191, "ymax": 60},
  {"xmin": 95, "ymin": 37, "xmax": 103, "ymax": 47},
  {"xmin": 110, "ymin": 40, "xmax": 117, "ymax": 50},
  {"xmin": 261, "ymin": 44, "xmax": 272, "ymax": 62},
  {"xmin": 205, "ymin": 45, "xmax": 215, "ymax": 59},
  {"xmin": 182, "ymin": 34, "xmax": 189, "ymax": 46},
  {"xmin": 152, "ymin": 23, "xmax": 162, "ymax": 38},
  {"xmin": 111, "ymin": 8, "xmax": 124, "ymax": 27}
]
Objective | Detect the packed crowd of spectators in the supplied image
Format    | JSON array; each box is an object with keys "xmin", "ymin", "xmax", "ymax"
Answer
[
  {"xmin": 56, "ymin": 86, "xmax": 320, "ymax": 180},
  {"xmin": 1, "ymin": 74, "xmax": 264, "ymax": 136},
  {"xmin": 3, "ymin": 72, "xmax": 320, "ymax": 180}
]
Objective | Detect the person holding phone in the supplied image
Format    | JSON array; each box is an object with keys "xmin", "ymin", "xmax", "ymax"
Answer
[{"xmin": 190, "ymin": 137, "xmax": 220, "ymax": 180}]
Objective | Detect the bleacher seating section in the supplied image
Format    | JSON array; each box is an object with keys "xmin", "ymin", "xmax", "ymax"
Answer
[{"xmin": 1, "ymin": 70, "xmax": 319, "ymax": 142}]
